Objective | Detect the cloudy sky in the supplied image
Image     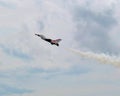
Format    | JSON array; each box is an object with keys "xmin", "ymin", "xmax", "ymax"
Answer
[{"xmin": 0, "ymin": 0, "xmax": 120, "ymax": 96}]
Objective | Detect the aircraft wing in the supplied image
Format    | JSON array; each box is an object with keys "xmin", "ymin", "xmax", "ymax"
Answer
[{"xmin": 35, "ymin": 34, "xmax": 46, "ymax": 40}]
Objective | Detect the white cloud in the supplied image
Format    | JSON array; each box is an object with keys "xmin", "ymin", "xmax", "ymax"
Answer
[{"xmin": 0, "ymin": 0, "xmax": 120, "ymax": 96}]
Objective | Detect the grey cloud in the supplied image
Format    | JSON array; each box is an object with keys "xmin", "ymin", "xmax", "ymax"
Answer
[
  {"xmin": 72, "ymin": 7, "xmax": 119, "ymax": 53},
  {"xmin": 74, "ymin": 7, "xmax": 117, "ymax": 28}
]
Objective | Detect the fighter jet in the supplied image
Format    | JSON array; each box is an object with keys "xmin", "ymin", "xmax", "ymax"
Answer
[{"xmin": 35, "ymin": 34, "xmax": 62, "ymax": 46}]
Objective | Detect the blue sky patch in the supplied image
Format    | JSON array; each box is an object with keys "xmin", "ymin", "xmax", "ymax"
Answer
[
  {"xmin": 0, "ymin": 84, "xmax": 32, "ymax": 95},
  {"xmin": 0, "ymin": 1, "xmax": 16, "ymax": 9},
  {"xmin": 0, "ymin": 44, "xmax": 32, "ymax": 61}
]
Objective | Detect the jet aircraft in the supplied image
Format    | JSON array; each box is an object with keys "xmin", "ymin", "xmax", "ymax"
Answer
[{"xmin": 35, "ymin": 34, "xmax": 62, "ymax": 46}]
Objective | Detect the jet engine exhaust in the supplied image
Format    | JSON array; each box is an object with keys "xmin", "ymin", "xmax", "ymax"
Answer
[{"xmin": 68, "ymin": 48, "xmax": 120, "ymax": 66}]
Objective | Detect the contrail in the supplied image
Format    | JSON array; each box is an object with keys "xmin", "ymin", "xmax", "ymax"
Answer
[{"xmin": 68, "ymin": 48, "xmax": 120, "ymax": 66}]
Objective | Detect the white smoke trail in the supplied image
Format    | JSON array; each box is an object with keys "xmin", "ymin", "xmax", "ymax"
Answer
[{"xmin": 69, "ymin": 48, "xmax": 120, "ymax": 66}]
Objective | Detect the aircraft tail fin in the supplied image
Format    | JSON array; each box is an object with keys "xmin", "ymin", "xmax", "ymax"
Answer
[{"xmin": 55, "ymin": 39, "xmax": 62, "ymax": 43}]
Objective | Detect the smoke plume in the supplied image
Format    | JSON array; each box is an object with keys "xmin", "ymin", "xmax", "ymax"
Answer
[{"xmin": 69, "ymin": 48, "xmax": 120, "ymax": 66}]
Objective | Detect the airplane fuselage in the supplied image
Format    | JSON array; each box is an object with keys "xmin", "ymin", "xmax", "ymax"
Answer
[{"xmin": 35, "ymin": 34, "xmax": 61, "ymax": 46}]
